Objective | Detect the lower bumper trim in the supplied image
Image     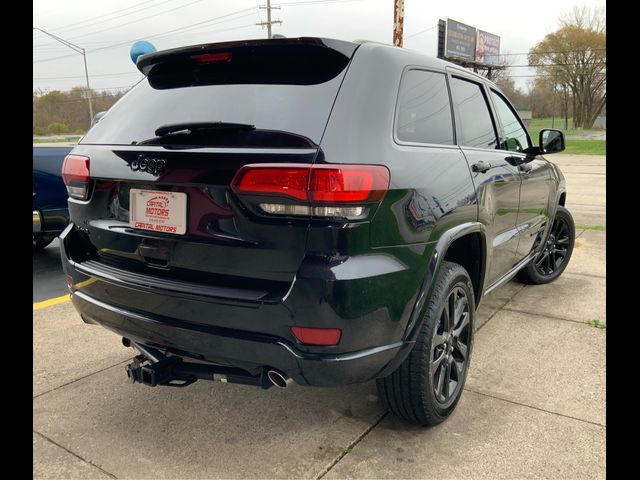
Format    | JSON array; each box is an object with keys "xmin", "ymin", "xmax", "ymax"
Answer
[{"xmin": 71, "ymin": 290, "xmax": 405, "ymax": 387}]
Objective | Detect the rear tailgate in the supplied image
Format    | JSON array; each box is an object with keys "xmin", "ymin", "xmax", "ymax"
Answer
[{"xmin": 66, "ymin": 38, "xmax": 358, "ymax": 303}]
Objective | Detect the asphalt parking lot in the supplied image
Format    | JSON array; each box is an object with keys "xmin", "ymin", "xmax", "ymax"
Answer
[{"xmin": 33, "ymin": 154, "xmax": 605, "ymax": 479}]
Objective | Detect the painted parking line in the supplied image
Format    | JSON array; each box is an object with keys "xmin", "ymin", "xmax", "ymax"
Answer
[
  {"xmin": 33, "ymin": 294, "xmax": 70, "ymax": 311},
  {"xmin": 33, "ymin": 278, "xmax": 96, "ymax": 310}
]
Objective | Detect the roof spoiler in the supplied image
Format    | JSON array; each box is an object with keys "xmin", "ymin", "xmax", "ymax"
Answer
[{"xmin": 135, "ymin": 37, "xmax": 359, "ymax": 76}]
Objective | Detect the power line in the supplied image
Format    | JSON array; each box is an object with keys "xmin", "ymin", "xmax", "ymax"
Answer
[
  {"xmin": 495, "ymin": 48, "xmax": 606, "ymax": 57},
  {"xmin": 58, "ymin": 0, "xmax": 210, "ymax": 42},
  {"xmin": 37, "ymin": 0, "xmax": 176, "ymax": 37},
  {"xmin": 510, "ymin": 62, "xmax": 605, "ymax": 67},
  {"xmin": 34, "ymin": 72, "xmax": 141, "ymax": 80},
  {"xmin": 35, "ymin": 10, "xmax": 259, "ymax": 52},
  {"xmin": 505, "ymin": 72, "xmax": 606, "ymax": 78},
  {"xmin": 405, "ymin": 25, "xmax": 437, "ymax": 39},
  {"xmin": 33, "ymin": 8, "xmax": 259, "ymax": 64},
  {"xmin": 275, "ymin": 0, "xmax": 363, "ymax": 6}
]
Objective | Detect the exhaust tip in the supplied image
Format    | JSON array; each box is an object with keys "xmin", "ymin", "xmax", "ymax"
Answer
[{"xmin": 267, "ymin": 370, "xmax": 293, "ymax": 388}]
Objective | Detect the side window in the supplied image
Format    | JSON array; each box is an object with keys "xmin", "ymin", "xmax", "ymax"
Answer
[
  {"xmin": 490, "ymin": 90, "xmax": 531, "ymax": 152},
  {"xmin": 449, "ymin": 77, "xmax": 498, "ymax": 149},
  {"xmin": 395, "ymin": 70, "xmax": 454, "ymax": 145}
]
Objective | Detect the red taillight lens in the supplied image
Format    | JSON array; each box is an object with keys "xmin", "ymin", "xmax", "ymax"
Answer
[
  {"xmin": 309, "ymin": 165, "xmax": 389, "ymax": 203},
  {"xmin": 291, "ymin": 326, "xmax": 342, "ymax": 346},
  {"xmin": 234, "ymin": 166, "xmax": 309, "ymax": 201},
  {"xmin": 232, "ymin": 164, "xmax": 390, "ymax": 204},
  {"xmin": 61, "ymin": 154, "xmax": 90, "ymax": 200},
  {"xmin": 191, "ymin": 52, "xmax": 232, "ymax": 64}
]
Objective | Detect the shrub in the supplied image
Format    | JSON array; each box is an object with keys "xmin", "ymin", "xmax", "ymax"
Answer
[{"xmin": 47, "ymin": 122, "xmax": 69, "ymax": 134}]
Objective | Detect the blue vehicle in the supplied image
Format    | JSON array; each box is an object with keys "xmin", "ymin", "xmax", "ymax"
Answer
[{"xmin": 33, "ymin": 146, "xmax": 73, "ymax": 250}]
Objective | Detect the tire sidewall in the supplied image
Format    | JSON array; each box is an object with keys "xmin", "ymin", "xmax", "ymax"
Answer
[
  {"xmin": 420, "ymin": 264, "xmax": 475, "ymax": 420},
  {"xmin": 526, "ymin": 206, "xmax": 575, "ymax": 283}
]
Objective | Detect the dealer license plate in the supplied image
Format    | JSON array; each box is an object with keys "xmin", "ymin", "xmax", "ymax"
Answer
[{"xmin": 129, "ymin": 189, "xmax": 187, "ymax": 235}]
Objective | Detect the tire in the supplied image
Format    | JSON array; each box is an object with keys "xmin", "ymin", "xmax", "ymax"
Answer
[
  {"xmin": 516, "ymin": 205, "xmax": 575, "ymax": 285},
  {"xmin": 33, "ymin": 233, "xmax": 55, "ymax": 251},
  {"xmin": 377, "ymin": 261, "xmax": 475, "ymax": 426}
]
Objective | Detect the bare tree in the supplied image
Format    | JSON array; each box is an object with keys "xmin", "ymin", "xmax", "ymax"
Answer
[{"xmin": 528, "ymin": 6, "xmax": 605, "ymax": 128}]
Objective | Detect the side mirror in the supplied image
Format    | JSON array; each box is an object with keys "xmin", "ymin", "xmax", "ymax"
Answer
[
  {"xmin": 539, "ymin": 129, "xmax": 565, "ymax": 154},
  {"xmin": 91, "ymin": 111, "xmax": 107, "ymax": 127}
]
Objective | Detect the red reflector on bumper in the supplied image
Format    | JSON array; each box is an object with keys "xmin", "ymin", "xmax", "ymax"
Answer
[{"xmin": 291, "ymin": 326, "xmax": 341, "ymax": 346}]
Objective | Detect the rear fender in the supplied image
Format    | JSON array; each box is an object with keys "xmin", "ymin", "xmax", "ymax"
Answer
[{"xmin": 375, "ymin": 222, "xmax": 487, "ymax": 378}]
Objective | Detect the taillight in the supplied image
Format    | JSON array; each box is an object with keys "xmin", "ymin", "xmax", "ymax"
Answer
[
  {"xmin": 232, "ymin": 164, "xmax": 390, "ymax": 219},
  {"xmin": 291, "ymin": 326, "xmax": 341, "ymax": 346},
  {"xmin": 61, "ymin": 154, "xmax": 91, "ymax": 200},
  {"xmin": 234, "ymin": 166, "xmax": 308, "ymax": 202},
  {"xmin": 309, "ymin": 165, "xmax": 389, "ymax": 203}
]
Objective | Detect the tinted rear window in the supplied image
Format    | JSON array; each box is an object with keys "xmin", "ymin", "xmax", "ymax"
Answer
[
  {"xmin": 395, "ymin": 69, "xmax": 454, "ymax": 145},
  {"xmin": 81, "ymin": 64, "xmax": 349, "ymax": 148}
]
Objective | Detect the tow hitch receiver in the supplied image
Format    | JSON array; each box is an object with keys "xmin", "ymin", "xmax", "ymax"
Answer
[{"xmin": 124, "ymin": 339, "xmax": 273, "ymax": 389}]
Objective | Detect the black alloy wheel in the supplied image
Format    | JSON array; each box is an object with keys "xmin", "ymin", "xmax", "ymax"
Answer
[
  {"xmin": 432, "ymin": 286, "xmax": 471, "ymax": 407},
  {"xmin": 517, "ymin": 205, "xmax": 575, "ymax": 285},
  {"xmin": 533, "ymin": 214, "xmax": 571, "ymax": 276}
]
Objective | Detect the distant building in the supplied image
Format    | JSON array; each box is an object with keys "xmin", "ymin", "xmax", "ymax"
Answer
[{"xmin": 514, "ymin": 104, "xmax": 532, "ymax": 129}]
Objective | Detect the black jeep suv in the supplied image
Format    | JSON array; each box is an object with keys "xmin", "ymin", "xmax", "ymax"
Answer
[{"xmin": 60, "ymin": 37, "xmax": 574, "ymax": 426}]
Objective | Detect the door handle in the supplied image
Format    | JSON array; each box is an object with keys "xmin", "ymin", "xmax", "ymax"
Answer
[
  {"xmin": 471, "ymin": 161, "xmax": 491, "ymax": 173},
  {"xmin": 519, "ymin": 162, "xmax": 533, "ymax": 173}
]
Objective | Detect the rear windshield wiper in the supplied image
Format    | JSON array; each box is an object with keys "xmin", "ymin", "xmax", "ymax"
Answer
[{"xmin": 154, "ymin": 122, "xmax": 255, "ymax": 137}]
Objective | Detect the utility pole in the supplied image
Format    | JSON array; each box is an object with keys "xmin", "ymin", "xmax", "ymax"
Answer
[
  {"xmin": 33, "ymin": 27, "xmax": 93, "ymax": 126},
  {"xmin": 393, "ymin": 0, "xmax": 405, "ymax": 47},
  {"xmin": 258, "ymin": 0, "xmax": 282, "ymax": 39}
]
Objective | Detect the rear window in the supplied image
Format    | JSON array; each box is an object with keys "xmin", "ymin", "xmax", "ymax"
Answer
[
  {"xmin": 395, "ymin": 69, "xmax": 454, "ymax": 145},
  {"xmin": 81, "ymin": 50, "xmax": 350, "ymax": 148}
]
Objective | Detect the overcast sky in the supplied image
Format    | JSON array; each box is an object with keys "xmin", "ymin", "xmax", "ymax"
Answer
[{"xmin": 33, "ymin": 0, "xmax": 605, "ymax": 93}]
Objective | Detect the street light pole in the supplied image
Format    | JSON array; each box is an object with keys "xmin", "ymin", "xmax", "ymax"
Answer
[
  {"xmin": 81, "ymin": 48, "xmax": 93, "ymax": 121},
  {"xmin": 33, "ymin": 27, "xmax": 94, "ymax": 125}
]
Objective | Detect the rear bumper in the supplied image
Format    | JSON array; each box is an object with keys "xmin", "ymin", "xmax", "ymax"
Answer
[
  {"xmin": 71, "ymin": 289, "xmax": 406, "ymax": 386},
  {"xmin": 60, "ymin": 223, "xmax": 419, "ymax": 387}
]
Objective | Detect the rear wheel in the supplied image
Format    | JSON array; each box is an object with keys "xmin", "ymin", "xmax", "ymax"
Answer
[
  {"xmin": 516, "ymin": 205, "xmax": 575, "ymax": 285},
  {"xmin": 377, "ymin": 261, "xmax": 474, "ymax": 426},
  {"xmin": 33, "ymin": 233, "xmax": 55, "ymax": 251}
]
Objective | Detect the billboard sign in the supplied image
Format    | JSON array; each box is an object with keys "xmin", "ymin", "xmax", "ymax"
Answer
[
  {"xmin": 444, "ymin": 18, "xmax": 476, "ymax": 60},
  {"xmin": 438, "ymin": 18, "xmax": 502, "ymax": 66},
  {"xmin": 476, "ymin": 30, "xmax": 501, "ymax": 65}
]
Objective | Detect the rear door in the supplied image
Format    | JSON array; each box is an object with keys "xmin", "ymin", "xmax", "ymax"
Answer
[
  {"xmin": 67, "ymin": 39, "xmax": 357, "ymax": 301},
  {"xmin": 447, "ymin": 73, "xmax": 522, "ymax": 286}
]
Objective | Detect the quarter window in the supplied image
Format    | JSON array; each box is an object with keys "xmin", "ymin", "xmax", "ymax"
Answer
[
  {"xmin": 449, "ymin": 77, "xmax": 498, "ymax": 149},
  {"xmin": 490, "ymin": 90, "xmax": 531, "ymax": 152},
  {"xmin": 395, "ymin": 70, "xmax": 454, "ymax": 145}
]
